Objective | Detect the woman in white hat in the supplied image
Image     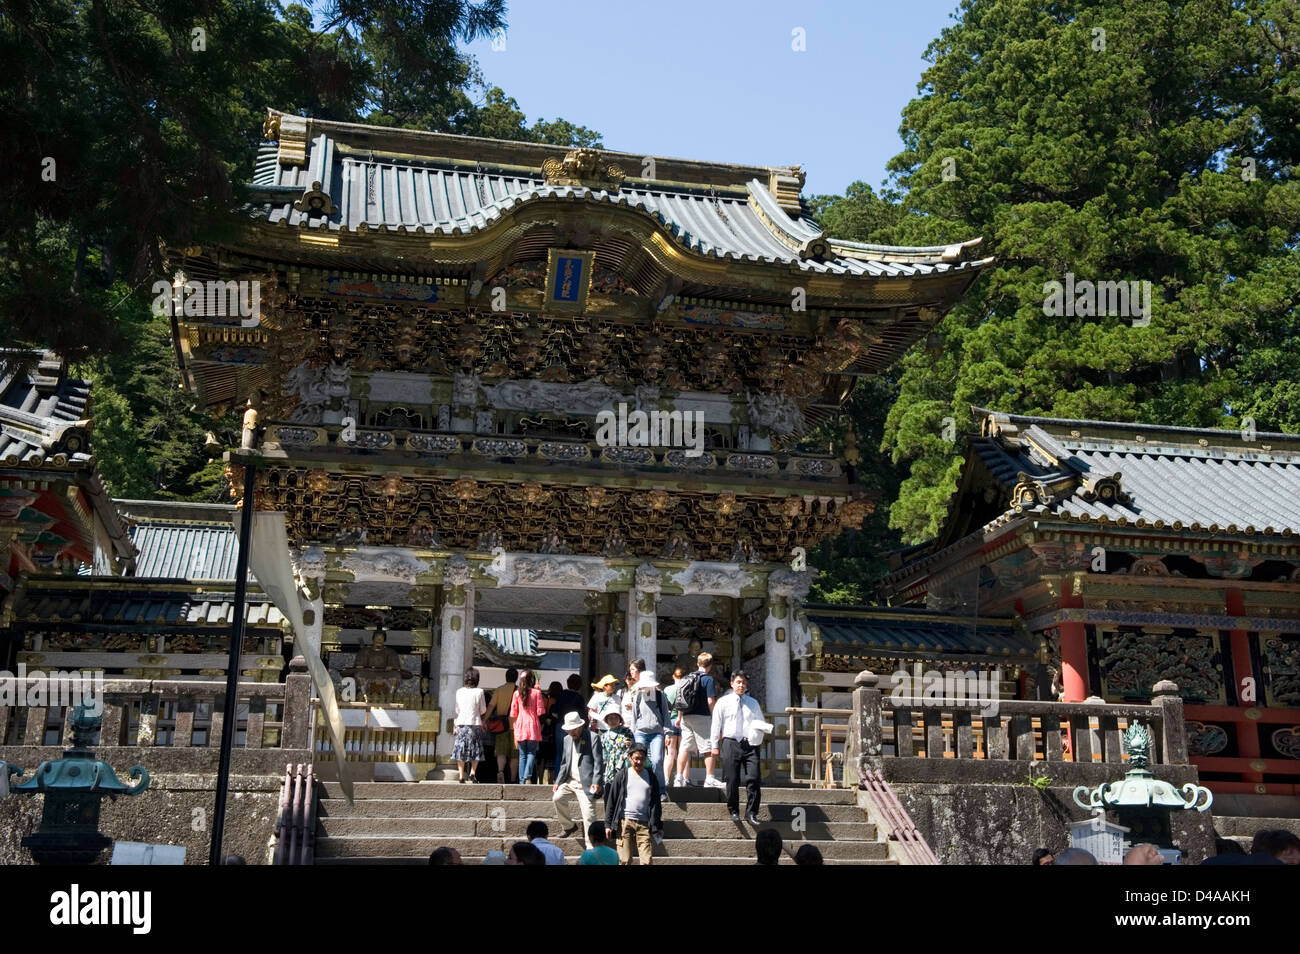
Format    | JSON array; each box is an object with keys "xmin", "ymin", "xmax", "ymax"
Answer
[{"xmin": 629, "ymin": 670, "xmax": 672, "ymax": 796}]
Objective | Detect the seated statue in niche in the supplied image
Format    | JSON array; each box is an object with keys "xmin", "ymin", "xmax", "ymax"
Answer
[{"xmin": 342, "ymin": 627, "xmax": 413, "ymax": 698}]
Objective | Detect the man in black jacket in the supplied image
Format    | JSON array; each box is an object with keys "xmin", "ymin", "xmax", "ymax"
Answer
[
  {"xmin": 553, "ymin": 711, "xmax": 604, "ymax": 848},
  {"xmin": 604, "ymin": 743, "xmax": 663, "ymax": 865},
  {"xmin": 550, "ymin": 674, "xmax": 588, "ymax": 774}
]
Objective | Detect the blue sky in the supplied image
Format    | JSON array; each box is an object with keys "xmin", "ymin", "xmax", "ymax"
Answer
[{"xmin": 459, "ymin": 0, "xmax": 965, "ymax": 197}]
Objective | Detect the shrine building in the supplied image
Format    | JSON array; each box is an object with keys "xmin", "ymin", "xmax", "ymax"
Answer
[
  {"xmin": 144, "ymin": 109, "xmax": 990, "ymax": 759},
  {"xmin": 868, "ymin": 407, "xmax": 1300, "ymax": 798}
]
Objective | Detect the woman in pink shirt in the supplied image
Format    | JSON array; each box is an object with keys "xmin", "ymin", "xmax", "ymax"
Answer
[{"xmin": 510, "ymin": 669, "xmax": 547, "ymax": 784}]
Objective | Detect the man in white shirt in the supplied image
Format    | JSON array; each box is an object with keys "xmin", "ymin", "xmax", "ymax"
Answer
[{"xmin": 709, "ymin": 671, "xmax": 765, "ymax": 825}]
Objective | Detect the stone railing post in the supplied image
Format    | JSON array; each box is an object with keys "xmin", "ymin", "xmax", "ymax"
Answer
[
  {"xmin": 854, "ymin": 670, "xmax": 883, "ymax": 778},
  {"xmin": 1152, "ymin": 680, "xmax": 1186, "ymax": 765},
  {"xmin": 282, "ymin": 655, "xmax": 312, "ymax": 749}
]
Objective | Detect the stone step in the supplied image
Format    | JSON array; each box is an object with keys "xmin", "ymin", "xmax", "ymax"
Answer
[
  {"xmin": 654, "ymin": 838, "xmax": 887, "ymax": 860},
  {"xmin": 317, "ymin": 815, "xmax": 877, "ymax": 841},
  {"xmin": 319, "ymin": 781, "xmax": 552, "ymax": 800},
  {"xmin": 1212, "ymin": 816, "xmax": 1300, "ymax": 838},
  {"xmin": 315, "ymin": 834, "xmax": 889, "ymax": 860},
  {"xmin": 315, "ymin": 855, "xmax": 898, "ymax": 866},
  {"xmin": 319, "ymin": 797, "xmax": 866, "ymax": 823},
  {"xmin": 318, "ymin": 781, "xmax": 857, "ymax": 804},
  {"xmin": 317, "ymin": 835, "xmax": 513, "ymax": 858},
  {"xmin": 645, "ymin": 856, "xmax": 898, "ymax": 866}
]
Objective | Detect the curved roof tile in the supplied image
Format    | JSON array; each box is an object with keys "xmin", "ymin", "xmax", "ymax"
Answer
[{"xmin": 248, "ymin": 132, "xmax": 987, "ymax": 279}]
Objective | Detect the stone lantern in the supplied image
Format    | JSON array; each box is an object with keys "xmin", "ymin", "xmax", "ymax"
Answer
[
  {"xmin": 1073, "ymin": 721, "xmax": 1212, "ymax": 853},
  {"xmin": 7, "ymin": 705, "xmax": 150, "ymax": 864}
]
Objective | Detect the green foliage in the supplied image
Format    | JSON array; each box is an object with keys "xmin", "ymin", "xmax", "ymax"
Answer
[
  {"xmin": 72, "ymin": 276, "xmax": 238, "ymax": 502},
  {"xmin": 818, "ymin": 0, "xmax": 1300, "ymax": 545},
  {"xmin": 798, "ymin": 377, "xmax": 905, "ymax": 603},
  {"xmin": 455, "ymin": 88, "xmax": 602, "ymax": 146}
]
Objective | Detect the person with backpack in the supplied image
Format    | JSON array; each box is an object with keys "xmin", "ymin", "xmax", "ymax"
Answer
[
  {"xmin": 672, "ymin": 651, "xmax": 721, "ymax": 789},
  {"xmin": 628, "ymin": 670, "xmax": 671, "ymax": 798}
]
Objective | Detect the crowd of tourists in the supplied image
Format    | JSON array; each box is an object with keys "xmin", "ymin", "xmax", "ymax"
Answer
[
  {"xmin": 429, "ymin": 819, "xmax": 825, "ymax": 866},
  {"xmin": 447, "ymin": 650, "xmax": 772, "ymax": 864},
  {"xmin": 1031, "ymin": 828, "xmax": 1300, "ymax": 865}
]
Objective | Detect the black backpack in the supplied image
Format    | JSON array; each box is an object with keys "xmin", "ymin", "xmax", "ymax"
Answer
[{"xmin": 673, "ymin": 671, "xmax": 703, "ymax": 714}]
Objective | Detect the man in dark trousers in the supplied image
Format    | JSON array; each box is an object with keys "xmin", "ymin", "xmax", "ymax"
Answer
[
  {"xmin": 709, "ymin": 671, "xmax": 766, "ymax": 825},
  {"xmin": 604, "ymin": 742, "xmax": 663, "ymax": 865},
  {"xmin": 553, "ymin": 711, "xmax": 604, "ymax": 849}
]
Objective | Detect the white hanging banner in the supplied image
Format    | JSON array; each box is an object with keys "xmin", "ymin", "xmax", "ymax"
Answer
[{"xmin": 237, "ymin": 510, "xmax": 353, "ymax": 804}]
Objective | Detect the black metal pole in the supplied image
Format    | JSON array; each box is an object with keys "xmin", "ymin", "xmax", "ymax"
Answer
[{"xmin": 210, "ymin": 456, "xmax": 257, "ymax": 865}]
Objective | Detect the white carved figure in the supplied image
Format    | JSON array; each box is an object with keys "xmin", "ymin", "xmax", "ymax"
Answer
[
  {"xmin": 791, "ymin": 611, "xmax": 814, "ymax": 658},
  {"xmin": 514, "ymin": 556, "xmax": 615, "ymax": 590},
  {"xmin": 634, "ymin": 563, "xmax": 662, "ymax": 593},
  {"xmin": 768, "ymin": 565, "xmax": 817, "ymax": 602},
  {"xmin": 343, "ymin": 547, "xmax": 429, "ymax": 584},
  {"xmin": 444, "ymin": 554, "xmax": 474, "ymax": 587},
  {"xmin": 747, "ymin": 391, "xmax": 806, "ymax": 437},
  {"xmin": 452, "ymin": 372, "xmax": 480, "ymax": 407},
  {"xmin": 634, "ymin": 385, "xmax": 660, "ymax": 412},
  {"xmin": 681, "ymin": 565, "xmax": 750, "ymax": 596},
  {"xmin": 292, "ymin": 545, "xmax": 328, "ymax": 583},
  {"xmin": 482, "ymin": 376, "xmax": 623, "ymax": 416},
  {"xmin": 285, "ymin": 360, "xmax": 351, "ymax": 423}
]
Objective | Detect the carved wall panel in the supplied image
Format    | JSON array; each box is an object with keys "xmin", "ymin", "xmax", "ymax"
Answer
[
  {"xmin": 252, "ymin": 465, "xmax": 849, "ymax": 560},
  {"xmin": 260, "ymin": 296, "xmax": 839, "ymax": 419},
  {"xmin": 1261, "ymin": 634, "xmax": 1300, "ymax": 708},
  {"xmin": 1184, "ymin": 721, "xmax": 1230, "ymax": 757},
  {"xmin": 1095, "ymin": 627, "xmax": 1223, "ymax": 703}
]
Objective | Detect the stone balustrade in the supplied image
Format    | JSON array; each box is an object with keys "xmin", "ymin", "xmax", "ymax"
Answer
[
  {"xmin": 0, "ymin": 668, "xmax": 313, "ymax": 752},
  {"xmin": 854, "ymin": 673, "xmax": 1186, "ymax": 782},
  {"xmin": 785, "ymin": 674, "xmax": 1190, "ymax": 787}
]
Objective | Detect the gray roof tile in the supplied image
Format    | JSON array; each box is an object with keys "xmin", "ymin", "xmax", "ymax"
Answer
[
  {"xmin": 807, "ymin": 610, "xmax": 1031, "ymax": 658},
  {"xmin": 972, "ymin": 409, "xmax": 1300, "ymax": 535},
  {"xmin": 248, "ymin": 134, "xmax": 988, "ymax": 279}
]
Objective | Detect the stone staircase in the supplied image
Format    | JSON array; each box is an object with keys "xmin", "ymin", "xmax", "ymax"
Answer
[{"xmin": 314, "ymin": 781, "xmax": 897, "ymax": 865}]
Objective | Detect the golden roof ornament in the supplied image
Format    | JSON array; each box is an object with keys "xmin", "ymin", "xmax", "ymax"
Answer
[{"xmin": 542, "ymin": 148, "xmax": 626, "ymax": 191}]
